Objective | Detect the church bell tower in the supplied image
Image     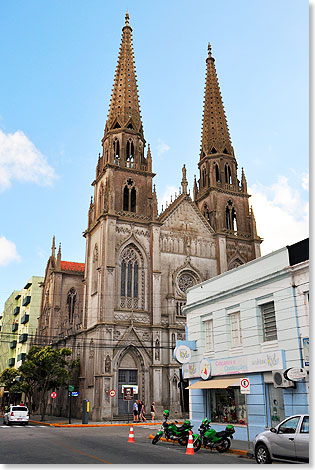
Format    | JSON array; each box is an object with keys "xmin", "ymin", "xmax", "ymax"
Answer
[{"xmin": 194, "ymin": 43, "xmax": 262, "ymax": 272}]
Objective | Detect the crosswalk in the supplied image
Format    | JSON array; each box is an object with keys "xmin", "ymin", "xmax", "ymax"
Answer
[{"xmin": 1, "ymin": 424, "xmax": 49, "ymax": 428}]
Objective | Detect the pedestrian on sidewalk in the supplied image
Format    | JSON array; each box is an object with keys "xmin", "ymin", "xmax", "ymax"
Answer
[
  {"xmin": 137, "ymin": 400, "xmax": 142, "ymax": 420},
  {"xmin": 140, "ymin": 402, "xmax": 146, "ymax": 422},
  {"xmin": 133, "ymin": 401, "xmax": 138, "ymax": 422},
  {"xmin": 150, "ymin": 402, "xmax": 156, "ymax": 422}
]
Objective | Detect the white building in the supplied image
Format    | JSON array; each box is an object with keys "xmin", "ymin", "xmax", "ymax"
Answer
[{"xmin": 184, "ymin": 239, "xmax": 309, "ymax": 440}]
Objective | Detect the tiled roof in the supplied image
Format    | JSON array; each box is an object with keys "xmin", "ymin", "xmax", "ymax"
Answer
[{"xmin": 60, "ymin": 261, "xmax": 85, "ymax": 273}]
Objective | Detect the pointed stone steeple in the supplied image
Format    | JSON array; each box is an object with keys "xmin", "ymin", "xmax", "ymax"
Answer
[
  {"xmin": 200, "ymin": 43, "xmax": 234, "ymax": 158},
  {"xmin": 105, "ymin": 11, "xmax": 143, "ymax": 135},
  {"xmin": 51, "ymin": 235, "xmax": 56, "ymax": 259}
]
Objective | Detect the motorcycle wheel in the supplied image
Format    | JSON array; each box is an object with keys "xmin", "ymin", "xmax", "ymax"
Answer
[
  {"xmin": 178, "ymin": 437, "xmax": 188, "ymax": 447},
  {"xmin": 193, "ymin": 439, "xmax": 202, "ymax": 452},
  {"xmin": 216, "ymin": 438, "xmax": 231, "ymax": 453},
  {"xmin": 152, "ymin": 434, "xmax": 162, "ymax": 445}
]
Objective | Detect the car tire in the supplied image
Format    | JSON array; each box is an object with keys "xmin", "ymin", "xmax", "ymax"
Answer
[{"xmin": 255, "ymin": 443, "xmax": 272, "ymax": 464}]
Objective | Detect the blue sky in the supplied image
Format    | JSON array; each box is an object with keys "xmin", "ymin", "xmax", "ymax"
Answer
[{"xmin": 0, "ymin": 0, "xmax": 309, "ymax": 310}]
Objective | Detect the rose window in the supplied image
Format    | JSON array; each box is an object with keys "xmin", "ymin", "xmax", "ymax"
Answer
[{"xmin": 178, "ymin": 272, "xmax": 197, "ymax": 293}]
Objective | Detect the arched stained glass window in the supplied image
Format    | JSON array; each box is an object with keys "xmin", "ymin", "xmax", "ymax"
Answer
[
  {"xmin": 120, "ymin": 245, "xmax": 143, "ymax": 310},
  {"xmin": 67, "ymin": 288, "xmax": 77, "ymax": 323},
  {"xmin": 127, "ymin": 261, "xmax": 132, "ymax": 297}
]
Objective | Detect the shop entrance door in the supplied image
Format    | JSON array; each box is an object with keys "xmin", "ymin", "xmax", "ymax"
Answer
[{"xmin": 118, "ymin": 369, "xmax": 138, "ymax": 414}]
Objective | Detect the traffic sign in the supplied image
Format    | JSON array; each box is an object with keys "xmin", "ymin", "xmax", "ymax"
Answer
[
  {"xmin": 123, "ymin": 386, "xmax": 134, "ymax": 400},
  {"xmin": 68, "ymin": 385, "xmax": 74, "ymax": 392},
  {"xmin": 109, "ymin": 389, "xmax": 116, "ymax": 397},
  {"xmin": 240, "ymin": 377, "xmax": 250, "ymax": 394},
  {"xmin": 71, "ymin": 391, "xmax": 79, "ymax": 397},
  {"xmin": 50, "ymin": 392, "xmax": 57, "ymax": 399}
]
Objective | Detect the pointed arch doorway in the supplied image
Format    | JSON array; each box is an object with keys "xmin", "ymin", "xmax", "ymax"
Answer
[{"xmin": 118, "ymin": 352, "xmax": 139, "ymax": 415}]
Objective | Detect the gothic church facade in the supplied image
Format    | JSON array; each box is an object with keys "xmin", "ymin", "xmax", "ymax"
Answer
[{"xmin": 37, "ymin": 13, "xmax": 261, "ymax": 420}]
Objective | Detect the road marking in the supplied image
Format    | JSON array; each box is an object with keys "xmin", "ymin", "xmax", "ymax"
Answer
[{"xmin": 51, "ymin": 440, "xmax": 112, "ymax": 464}]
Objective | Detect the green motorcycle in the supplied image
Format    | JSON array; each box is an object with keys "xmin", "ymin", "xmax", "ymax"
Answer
[
  {"xmin": 152, "ymin": 410, "xmax": 200, "ymax": 449},
  {"xmin": 194, "ymin": 418, "xmax": 235, "ymax": 453}
]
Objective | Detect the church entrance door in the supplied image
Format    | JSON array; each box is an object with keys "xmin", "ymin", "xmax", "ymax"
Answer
[{"xmin": 118, "ymin": 369, "xmax": 138, "ymax": 414}]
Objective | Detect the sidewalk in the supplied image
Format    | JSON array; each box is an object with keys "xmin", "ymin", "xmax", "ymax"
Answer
[{"xmin": 28, "ymin": 414, "xmax": 254, "ymax": 458}]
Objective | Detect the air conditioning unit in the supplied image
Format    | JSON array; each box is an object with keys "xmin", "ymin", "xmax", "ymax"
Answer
[{"xmin": 272, "ymin": 370, "xmax": 294, "ymax": 388}]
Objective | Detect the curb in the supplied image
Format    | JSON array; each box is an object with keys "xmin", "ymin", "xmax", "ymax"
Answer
[
  {"xmin": 148, "ymin": 433, "xmax": 253, "ymax": 458},
  {"xmin": 29, "ymin": 419, "xmax": 165, "ymax": 428}
]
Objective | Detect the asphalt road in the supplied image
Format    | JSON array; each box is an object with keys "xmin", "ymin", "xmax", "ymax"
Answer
[{"xmin": 0, "ymin": 423, "xmax": 256, "ymax": 465}]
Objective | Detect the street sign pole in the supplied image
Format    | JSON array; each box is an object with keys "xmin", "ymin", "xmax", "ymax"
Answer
[
  {"xmin": 68, "ymin": 391, "xmax": 72, "ymax": 424},
  {"xmin": 245, "ymin": 393, "xmax": 250, "ymax": 451}
]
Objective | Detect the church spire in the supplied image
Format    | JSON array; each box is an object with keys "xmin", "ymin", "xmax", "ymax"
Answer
[
  {"xmin": 200, "ymin": 42, "xmax": 234, "ymax": 158},
  {"xmin": 105, "ymin": 12, "xmax": 143, "ymax": 135}
]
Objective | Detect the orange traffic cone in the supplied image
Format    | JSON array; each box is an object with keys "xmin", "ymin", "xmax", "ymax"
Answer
[
  {"xmin": 185, "ymin": 431, "xmax": 195, "ymax": 455},
  {"xmin": 128, "ymin": 425, "xmax": 135, "ymax": 443}
]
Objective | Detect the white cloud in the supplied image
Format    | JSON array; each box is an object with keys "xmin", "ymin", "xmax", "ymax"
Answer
[
  {"xmin": 301, "ymin": 173, "xmax": 309, "ymax": 191},
  {"xmin": 158, "ymin": 185, "xmax": 178, "ymax": 212},
  {"xmin": 156, "ymin": 139, "xmax": 170, "ymax": 156},
  {"xmin": 249, "ymin": 176, "xmax": 309, "ymax": 256},
  {"xmin": 0, "ymin": 236, "xmax": 20, "ymax": 266},
  {"xmin": 0, "ymin": 129, "xmax": 56, "ymax": 191}
]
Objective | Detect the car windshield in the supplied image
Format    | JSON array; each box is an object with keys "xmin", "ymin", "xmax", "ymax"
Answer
[{"xmin": 12, "ymin": 406, "xmax": 28, "ymax": 411}]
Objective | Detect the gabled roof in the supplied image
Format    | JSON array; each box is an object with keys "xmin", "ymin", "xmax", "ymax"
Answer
[
  {"xmin": 158, "ymin": 193, "xmax": 215, "ymax": 234},
  {"xmin": 60, "ymin": 261, "xmax": 85, "ymax": 273}
]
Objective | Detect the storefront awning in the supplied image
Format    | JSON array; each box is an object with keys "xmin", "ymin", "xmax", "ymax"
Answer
[{"xmin": 186, "ymin": 377, "xmax": 240, "ymax": 389}]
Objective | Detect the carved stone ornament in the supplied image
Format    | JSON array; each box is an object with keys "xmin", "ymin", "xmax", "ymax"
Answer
[{"xmin": 177, "ymin": 271, "xmax": 197, "ymax": 293}]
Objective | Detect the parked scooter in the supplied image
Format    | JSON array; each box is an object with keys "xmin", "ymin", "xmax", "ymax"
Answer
[
  {"xmin": 152, "ymin": 410, "xmax": 200, "ymax": 448},
  {"xmin": 194, "ymin": 418, "xmax": 235, "ymax": 453}
]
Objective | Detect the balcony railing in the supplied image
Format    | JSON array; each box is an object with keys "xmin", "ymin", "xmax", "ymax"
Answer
[{"xmin": 22, "ymin": 296, "xmax": 31, "ymax": 306}]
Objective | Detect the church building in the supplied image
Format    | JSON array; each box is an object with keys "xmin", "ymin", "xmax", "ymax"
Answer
[{"xmin": 36, "ymin": 13, "xmax": 261, "ymax": 420}]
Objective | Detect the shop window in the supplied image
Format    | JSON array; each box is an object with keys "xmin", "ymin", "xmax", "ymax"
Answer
[
  {"xmin": 204, "ymin": 319, "xmax": 214, "ymax": 352},
  {"xmin": 268, "ymin": 384, "xmax": 285, "ymax": 426},
  {"xmin": 261, "ymin": 302, "xmax": 277, "ymax": 342},
  {"xmin": 230, "ymin": 312, "xmax": 242, "ymax": 347},
  {"xmin": 208, "ymin": 387, "xmax": 246, "ymax": 425}
]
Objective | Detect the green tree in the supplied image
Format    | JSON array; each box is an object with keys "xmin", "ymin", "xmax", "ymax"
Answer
[
  {"xmin": 0, "ymin": 368, "xmax": 23, "ymax": 404},
  {"xmin": 19, "ymin": 346, "xmax": 79, "ymax": 421}
]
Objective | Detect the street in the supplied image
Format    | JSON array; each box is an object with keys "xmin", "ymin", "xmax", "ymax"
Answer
[{"xmin": 0, "ymin": 423, "xmax": 255, "ymax": 465}]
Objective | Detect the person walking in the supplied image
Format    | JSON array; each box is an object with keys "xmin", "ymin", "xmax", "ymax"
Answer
[
  {"xmin": 137, "ymin": 400, "xmax": 142, "ymax": 421},
  {"xmin": 151, "ymin": 402, "xmax": 156, "ymax": 422},
  {"xmin": 133, "ymin": 400, "xmax": 138, "ymax": 422},
  {"xmin": 140, "ymin": 402, "xmax": 146, "ymax": 422}
]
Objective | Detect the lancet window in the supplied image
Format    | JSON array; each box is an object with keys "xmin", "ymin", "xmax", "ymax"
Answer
[
  {"xmin": 214, "ymin": 162, "xmax": 220, "ymax": 182},
  {"xmin": 120, "ymin": 245, "xmax": 143, "ymax": 310},
  {"xmin": 225, "ymin": 164, "xmax": 232, "ymax": 184},
  {"xmin": 126, "ymin": 139, "xmax": 135, "ymax": 168},
  {"xmin": 92, "ymin": 244, "xmax": 98, "ymax": 293},
  {"xmin": 123, "ymin": 179, "xmax": 136, "ymax": 212},
  {"xmin": 67, "ymin": 288, "xmax": 77, "ymax": 323},
  {"xmin": 225, "ymin": 200, "xmax": 237, "ymax": 232},
  {"xmin": 113, "ymin": 138, "xmax": 120, "ymax": 165}
]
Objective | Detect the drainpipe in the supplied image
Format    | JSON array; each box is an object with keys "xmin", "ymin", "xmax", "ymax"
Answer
[{"xmin": 291, "ymin": 285, "xmax": 304, "ymax": 368}]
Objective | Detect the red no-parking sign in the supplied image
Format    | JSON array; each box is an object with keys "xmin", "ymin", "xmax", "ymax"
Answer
[
  {"xmin": 109, "ymin": 389, "xmax": 116, "ymax": 398},
  {"xmin": 240, "ymin": 378, "xmax": 250, "ymax": 394},
  {"xmin": 50, "ymin": 392, "xmax": 57, "ymax": 399}
]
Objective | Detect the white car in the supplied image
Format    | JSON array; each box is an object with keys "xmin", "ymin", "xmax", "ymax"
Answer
[
  {"xmin": 3, "ymin": 405, "xmax": 29, "ymax": 426},
  {"xmin": 253, "ymin": 414, "xmax": 309, "ymax": 464}
]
